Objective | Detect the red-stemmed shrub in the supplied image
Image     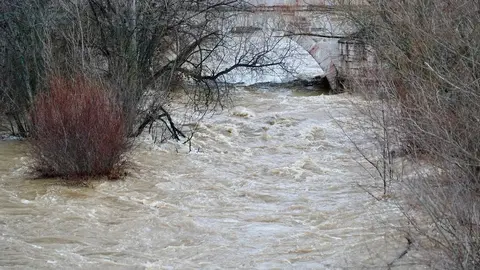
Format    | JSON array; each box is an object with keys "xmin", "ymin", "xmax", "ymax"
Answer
[{"xmin": 30, "ymin": 76, "xmax": 131, "ymax": 179}]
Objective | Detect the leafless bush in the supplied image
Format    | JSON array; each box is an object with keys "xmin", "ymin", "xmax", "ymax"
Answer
[
  {"xmin": 30, "ymin": 76, "xmax": 130, "ymax": 179},
  {"xmin": 337, "ymin": 66, "xmax": 400, "ymax": 198}
]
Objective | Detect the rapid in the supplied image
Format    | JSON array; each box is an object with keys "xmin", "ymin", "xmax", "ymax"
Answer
[{"xmin": 0, "ymin": 86, "xmax": 418, "ymax": 269}]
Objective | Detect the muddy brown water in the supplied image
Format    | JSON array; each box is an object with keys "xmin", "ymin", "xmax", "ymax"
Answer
[{"xmin": 0, "ymin": 88, "xmax": 419, "ymax": 269}]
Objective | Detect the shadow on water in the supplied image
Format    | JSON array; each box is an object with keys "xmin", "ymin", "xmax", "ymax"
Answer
[
  {"xmin": 290, "ymin": 85, "xmax": 331, "ymax": 96},
  {"xmin": 244, "ymin": 83, "xmax": 332, "ymax": 96},
  {"xmin": 241, "ymin": 75, "xmax": 337, "ymax": 96}
]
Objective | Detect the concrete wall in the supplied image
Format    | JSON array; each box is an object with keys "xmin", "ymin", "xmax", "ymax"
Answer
[{"xmin": 338, "ymin": 39, "xmax": 377, "ymax": 84}]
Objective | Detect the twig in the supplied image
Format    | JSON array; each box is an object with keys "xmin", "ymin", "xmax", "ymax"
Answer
[{"xmin": 387, "ymin": 236, "xmax": 413, "ymax": 269}]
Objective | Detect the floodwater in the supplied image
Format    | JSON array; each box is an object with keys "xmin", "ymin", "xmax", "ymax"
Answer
[{"xmin": 0, "ymin": 87, "xmax": 416, "ymax": 269}]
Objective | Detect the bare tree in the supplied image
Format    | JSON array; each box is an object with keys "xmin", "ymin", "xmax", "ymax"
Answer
[
  {"xmin": 1, "ymin": 0, "xmax": 294, "ymax": 141},
  {"xmin": 336, "ymin": 0, "xmax": 480, "ymax": 268},
  {"xmin": 65, "ymin": 0, "xmax": 295, "ymax": 139},
  {"xmin": 0, "ymin": 0, "xmax": 54, "ymax": 136}
]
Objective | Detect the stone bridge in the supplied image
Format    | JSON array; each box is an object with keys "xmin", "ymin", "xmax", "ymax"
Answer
[{"xmin": 234, "ymin": 2, "xmax": 372, "ymax": 90}]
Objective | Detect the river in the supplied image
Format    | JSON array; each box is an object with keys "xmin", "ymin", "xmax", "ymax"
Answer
[{"xmin": 0, "ymin": 86, "xmax": 420, "ymax": 269}]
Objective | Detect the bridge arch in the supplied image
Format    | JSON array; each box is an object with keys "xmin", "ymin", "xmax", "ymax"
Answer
[
  {"xmin": 233, "ymin": 7, "xmax": 349, "ymax": 88},
  {"xmin": 286, "ymin": 33, "xmax": 341, "ymax": 89}
]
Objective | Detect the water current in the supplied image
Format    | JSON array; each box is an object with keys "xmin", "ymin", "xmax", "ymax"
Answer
[{"xmin": 0, "ymin": 87, "xmax": 417, "ymax": 269}]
